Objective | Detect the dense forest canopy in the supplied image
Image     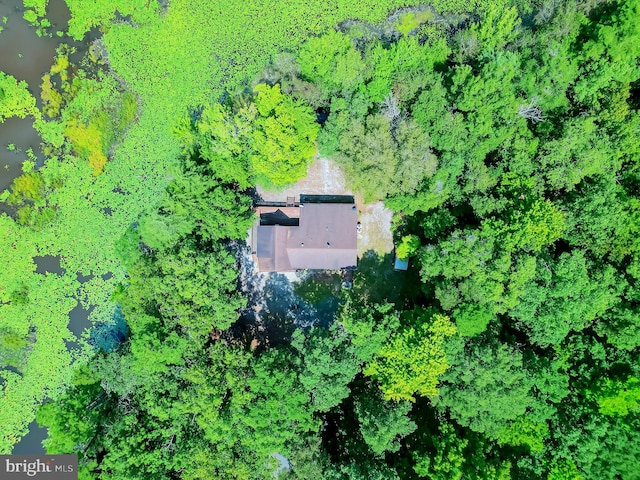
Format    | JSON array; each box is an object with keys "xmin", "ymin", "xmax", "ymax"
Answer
[
  {"xmin": 1, "ymin": 0, "xmax": 639, "ymax": 479},
  {"xmin": 0, "ymin": 0, "xmax": 423, "ymax": 452}
]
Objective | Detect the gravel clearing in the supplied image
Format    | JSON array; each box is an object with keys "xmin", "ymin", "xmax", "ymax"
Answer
[{"xmin": 256, "ymin": 156, "xmax": 394, "ymax": 256}]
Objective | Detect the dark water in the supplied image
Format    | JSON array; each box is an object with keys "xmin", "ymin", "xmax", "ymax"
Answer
[
  {"xmin": 0, "ymin": 0, "xmax": 71, "ymax": 193},
  {"xmin": 11, "ymin": 420, "xmax": 48, "ymax": 454},
  {"xmin": 0, "ymin": 0, "xmax": 70, "ymax": 95},
  {"xmin": 67, "ymin": 302, "xmax": 94, "ymax": 340},
  {"xmin": 33, "ymin": 254, "xmax": 65, "ymax": 275}
]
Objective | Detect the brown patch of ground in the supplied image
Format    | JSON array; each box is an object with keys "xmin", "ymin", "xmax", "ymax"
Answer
[
  {"xmin": 357, "ymin": 201, "xmax": 394, "ymax": 256},
  {"xmin": 256, "ymin": 156, "xmax": 394, "ymax": 256},
  {"xmin": 256, "ymin": 157, "xmax": 350, "ymax": 201}
]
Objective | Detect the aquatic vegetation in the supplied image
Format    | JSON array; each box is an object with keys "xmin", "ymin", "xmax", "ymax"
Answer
[{"xmin": 0, "ymin": 72, "xmax": 39, "ymax": 122}]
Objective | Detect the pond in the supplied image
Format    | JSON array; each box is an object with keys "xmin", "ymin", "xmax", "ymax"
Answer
[
  {"xmin": 11, "ymin": 420, "xmax": 48, "ymax": 455},
  {"xmin": 0, "ymin": 0, "xmax": 75, "ymax": 195},
  {"xmin": 1, "ymin": 0, "xmax": 98, "ymax": 453}
]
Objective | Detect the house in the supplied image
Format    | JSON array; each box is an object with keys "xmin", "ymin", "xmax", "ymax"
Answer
[{"xmin": 251, "ymin": 195, "xmax": 357, "ymax": 272}]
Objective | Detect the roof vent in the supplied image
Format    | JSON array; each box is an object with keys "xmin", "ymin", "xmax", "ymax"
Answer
[
  {"xmin": 300, "ymin": 242, "xmax": 304, "ymax": 247},
  {"xmin": 326, "ymin": 242, "xmax": 331, "ymax": 248}
]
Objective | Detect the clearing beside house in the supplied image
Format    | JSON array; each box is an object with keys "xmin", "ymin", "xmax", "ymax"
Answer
[{"xmin": 256, "ymin": 157, "xmax": 394, "ymax": 257}]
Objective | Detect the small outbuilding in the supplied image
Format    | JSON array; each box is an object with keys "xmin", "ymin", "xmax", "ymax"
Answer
[{"xmin": 393, "ymin": 255, "xmax": 409, "ymax": 271}]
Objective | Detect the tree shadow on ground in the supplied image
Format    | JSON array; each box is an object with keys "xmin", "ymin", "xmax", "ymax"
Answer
[
  {"xmin": 238, "ymin": 270, "xmax": 332, "ymax": 348},
  {"xmin": 232, "ymin": 246, "xmax": 422, "ymax": 350},
  {"xmin": 293, "ymin": 270, "xmax": 344, "ymax": 327},
  {"xmin": 351, "ymin": 250, "xmax": 422, "ymax": 307}
]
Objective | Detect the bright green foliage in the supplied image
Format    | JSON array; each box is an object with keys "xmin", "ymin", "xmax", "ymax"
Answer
[
  {"xmin": 147, "ymin": 168, "xmax": 253, "ymax": 246},
  {"xmin": 4, "ymin": 0, "xmax": 640, "ymax": 477},
  {"xmin": 4, "ymin": 170, "xmax": 58, "ymax": 230},
  {"xmin": 561, "ymin": 176, "xmax": 640, "ymax": 261},
  {"xmin": 32, "ymin": 74, "xmax": 315, "ymax": 473},
  {"xmin": 145, "ymin": 241, "xmax": 247, "ymax": 334},
  {"xmin": 273, "ymin": 2, "xmax": 640, "ymax": 474},
  {"xmin": 3, "ymin": 0, "xmax": 431, "ymax": 454},
  {"xmin": 96, "ymin": 0, "xmax": 424, "ymax": 228},
  {"xmin": 434, "ymin": 340, "xmax": 537, "ymax": 438},
  {"xmin": 338, "ymin": 299, "xmax": 400, "ymax": 364},
  {"xmin": 364, "ymin": 312, "xmax": 456, "ymax": 402},
  {"xmin": 124, "ymin": 163, "xmax": 254, "ymax": 338},
  {"xmin": 15, "ymin": 205, "xmax": 57, "ymax": 230},
  {"xmin": 547, "ymin": 459, "xmax": 584, "ymax": 480},
  {"xmin": 420, "ymin": 224, "xmax": 538, "ymax": 336},
  {"xmin": 64, "ymin": 0, "xmax": 157, "ymax": 39},
  {"xmin": 0, "ymin": 262, "xmax": 77, "ymax": 452},
  {"xmin": 486, "ymin": 198, "xmax": 565, "ymax": 253},
  {"xmin": 595, "ymin": 377, "xmax": 640, "ymax": 417},
  {"xmin": 0, "ymin": 0, "xmax": 430, "ymax": 454},
  {"xmin": 0, "ymin": 330, "xmax": 28, "ymax": 367},
  {"xmin": 291, "ymin": 324, "xmax": 360, "ymax": 412},
  {"xmin": 177, "ymin": 103, "xmax": 251, "ymax": 187},
  {"xmin": 242, "ymin": 349, "xmax": 319, "ymax": 454},
  {"xmin": 572, "ymin": 0, "xmax": 640, "ymax": 106},
  {"xmin": 37, "ymin": 53, "xmax": 139, "ymax": 174},
  {"xmin": 60, "ymin": 72, "xmax": 137, "ymax": 175},
  {"xmin": 333, "ymin": 115, "xmax": 394, "ymax": 200},
  {"xmin": 0, "ymin": 72, "xmax": 39, "ymax": 122},
  {"xmin": 22, "ymin": 0, "xmax": 50, "ymax": 30},
  {"xmin": 64, "ymin": 112, "xmax": 110, "ymax": 175},
  {"xmin": 563, "ymin": 413, "xmax": 640, "ymax": 480},
  {"xmin": 353, "ymin": 389, "xmax": 416, "ymax": 456},
  {"xmin": 395, "ymin": 10, "xmax": 434, "ymax": 36},
  {"xmin": 36, "ymin": 366, "xmax": 105, "ymax": 455},
  {"xmin": 597, "ymin": 303, "xmax": 640, "ymax": 352},
  {"xmin": 396, "ymin": 234, "xmax": 420, "ymax": 260},
  {"xmin": 177, "ymin": 87, "xmax": 318, "ymax": 189},
  {"xmin": 41, "ymin": 74, "xmax": 63, "ymax": 118},
  {"xmin": 471, "ymin": 0, "xmax": 520, "ymax": 53},
  {"xmin": 410, "ymin": 421, "xmax": 512, "ymax": 480},
  {"xmin": 496, "ymin": 415, "xmax": 549, "ymax": 453},
  {"xmin": 6, "ymin": 172, "xmax": 44, "ymax": 204},
  {"xmin": 535, "ymin": 117, "xmax": 618, "ymax": 191},
  {"xmin": 453, "ymin": 304, "xmax": 494, "ymax": 338},
  {"xmin": 411, "ymin": 422, "xmax": 466, "ymax": 480},
  {"xmin": 298, "ymin": 30, "xmax": 367, "ymax": 99},
  {"xmin": 510, "ymin": 251, "xmax": 623, "ymax": 346},
  {"xmin": 596, "ymin": 258, "xmax": 640, "ymax": 350},
  {"xmin": 23, "ymin": 9, "xmax": 37, "ymax": 24},
  {"xmin": 137, "ymin": 209, "xmax": 193, "ymax": 252},
  {"xmin": 334, "ymin": 115, "xmax": 436, "ymax": 201},
  {"xmin": 251, "ymin": 83, "xmax": 319, "ymax": 187}
]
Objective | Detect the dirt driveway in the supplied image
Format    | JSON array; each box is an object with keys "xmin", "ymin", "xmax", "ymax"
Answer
[{"xmin": 256, "ymin": 156, "xmax": 394, "ymax": 256}]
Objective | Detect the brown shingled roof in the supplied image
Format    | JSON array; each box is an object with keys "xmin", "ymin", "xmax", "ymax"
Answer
[{"xmin": 254, "ymin": 197, "xmax": 357, "ymax": 272}]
